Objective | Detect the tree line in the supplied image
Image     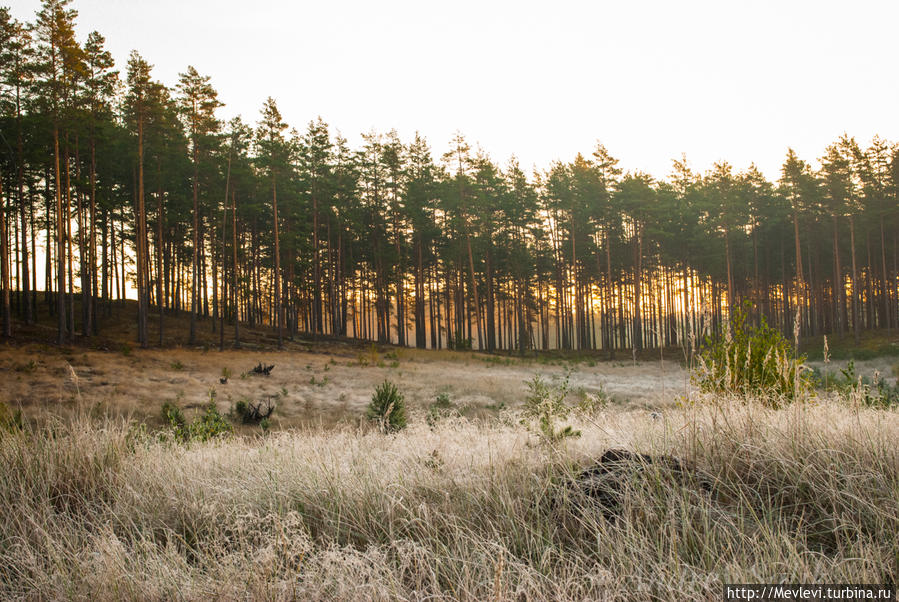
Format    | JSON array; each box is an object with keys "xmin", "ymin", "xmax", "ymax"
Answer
[{"xmin": 1, "ymin": 1, "xmax": 897, "ymax": 353}]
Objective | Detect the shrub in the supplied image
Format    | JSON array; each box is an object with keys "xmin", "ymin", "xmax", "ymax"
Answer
[
  {"xmin": 160, "ymin": 398, "xmax": 232, "ymax": 443},
  {"xmin": 366, "ymin": 380, "xmax": 407, "ymax": 433},
  {"xmin": 575, "ymin": 385, "xmax": 609, "ymax": 415},
  {"xmin": 451, "ymin": 334, "xmax": 472, "ymax": 350},
  {"xmin": 161, "ymin": 401, "xmax": 186, "ymax": 430},
  {"xmin": 834, "ymin": 361, "xmax": 899, "ymax": 409},
  {"xmin": 522, "ymin": 370, "xmax": 580, "ymax": 444},
  {"xmin": 693, "ymin": 304, "xmax": 812, "ymax": 407},
  {"xmin": 426, "ymin": 391, "xmax": 459, "ymax": 427},
  {"xmin": 187, "ymin": 402, "xmax": 233, "ymax": 441}
]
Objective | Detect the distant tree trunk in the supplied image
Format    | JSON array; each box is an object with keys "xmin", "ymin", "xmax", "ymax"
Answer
[
  {"xmin": 156, "ymin": 168, "xmax": 164, "ymax": 346},
  {"xmin": 882, "ymin": 222, "xmax": 892, "ymax": 333},
  {"xmin": 394, "ymin": 210, "xmax": 405, "ymax": 347},
  {"xmin": 45, "ymin": 172, "xmax": 53, "ymax": 314},
  {"xmin": 136, "ymin": 114, "xmax": 149, "ymax": 347},
  {"xmin": 0, "ymin": 171, "xmax": 10, "ymax": 337},
  {"xmin": 792, "ymin": 210, "xmax": 803, "ymax": 345},
  {"xmin": 16, "ymin": 119, "xmax": 31, "ymax": 326},
  {"xmin": 849, "ymin": 215, "xmax": 860, "ymax": 345},
  {"xmin": 312, "ymin": 191, "xmax": 321, "ymax": 336},
  {"xmin": 633, "ymin": 221, "xmax": 643, "ymax": 351},
  {"xmin": 232, "ymin": 189, "xmax": 240, "ymax": 348},
  {"xmin": 272, "ymin": 178, "xmax": 282, "ymax": 348},
  {"xmin": 189, "ymin": 152, "xmax": 199, "ymax": 345},
  {"xmin": 88, "ymin": 137, "xmax": 98, "ymax": 333},
  {"xmin": 54, "ymin": 125, "xmax": 67, "ymax": 344},
  {"xmin": 465, "ymin": 230, "xmax": 482, "ymax": 350},
  {"xmin": 64, "ymin": 139, "xmax": 75, "ymax": 337},
  {"xmin": 415, "ymin": 234, "xmax": 426, "ymax": 349},
  {"xmin": 605, "ymin": 230, "xmax": 615, "ymax": 359},
  {"xmin": 486, "ymin": 229, "xmax": 496, "ymax": 352},
  {"xmin": 724, "ymin": 224, "xmax": 734, "ymax": 321},
  {"xmin": 830, "ymin": 215, "xmax": 844, "ymax": 337}
]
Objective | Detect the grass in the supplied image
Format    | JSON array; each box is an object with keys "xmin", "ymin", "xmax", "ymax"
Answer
[{"xmin": 1, "ymin": 395, "xmax": 896, "ymax": 600}]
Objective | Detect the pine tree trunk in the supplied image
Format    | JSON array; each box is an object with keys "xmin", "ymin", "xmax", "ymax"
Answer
[
  {"xmin": 272, "ymin": 178, "xmax": 282, "ymax": 348},
  {"xmin": 137, "ymin": 114, "xmax": 148, "ymax": 347},
  {"xmin": 232, "ymin": 189, "xmax": 240, "ymax": 348},
  {"xmin": 486, "ymin": 230, "xmax": 495, "ymax": 352},
  {"xmin": 54, "ymin": 126, "xmax": 66, "ymax": 344},
  {"xmin": 0, "ymin": 171, "xmax": 10, "ymax": 337},
  {"xmin": 74, "ymin": 137, "xmax": 89, "ymax": 337},
  {"xmin": 882, "ymin": 222, "xmax": 892, "ymax": 332},
  {"xmin": 849, "ymin": 215, "xmax": 860, "ymax": 345},
  {"xmin": 156, "ymin": 171, "xmax": 164, "ymax": 344},
  {"xmin": 633, "ymin": 222, "xmax": 643, "ymax": 351},
  {"xmin": 189, "ymin": 149, "xmax": 199, "ymax": 344},
  {"xmin": 16, "ymin": 109, "xmax": 31, "ymax": 325}
]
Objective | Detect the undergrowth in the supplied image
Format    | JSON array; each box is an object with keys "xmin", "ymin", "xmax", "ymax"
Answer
[{"xmin": 693, "ymin": 304, "xmax": 813, "ymax": 406}]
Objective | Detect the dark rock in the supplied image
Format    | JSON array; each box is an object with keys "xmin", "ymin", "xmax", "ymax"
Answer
[{"xmin": 571, "ymin": 448, "xmax": 711, "ymax": 521}]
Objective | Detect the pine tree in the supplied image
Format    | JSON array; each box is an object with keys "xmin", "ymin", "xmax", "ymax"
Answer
[
  {"xmin": 33, "ymin": 0, "xmax": 83, "ymax": 344},
  {"xmin": 256, "ymin": 97, "xmax": 288, "ymax": 348},
  {"xmin": 177, "ymin": 66, "xmax": 222, "ymax": 345}
]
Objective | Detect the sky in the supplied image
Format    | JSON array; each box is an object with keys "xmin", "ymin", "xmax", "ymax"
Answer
[{"xmin": 8, "ymin": 0, "xmax": 899, "ymax": 182}]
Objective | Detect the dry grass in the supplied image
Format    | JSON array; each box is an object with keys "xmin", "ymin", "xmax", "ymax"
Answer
[
  {"xmin": 1, "ymin": 394, "xmax": 896, "ymax": 600},
  {"xmin": 0, "ymin": 345, "xmax": 686, "ymax": 430}
]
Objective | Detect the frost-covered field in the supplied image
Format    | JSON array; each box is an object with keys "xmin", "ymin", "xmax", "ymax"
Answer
[{"xmin": 1, "ymin": 345, "xmax": 695, "ymax": 427}]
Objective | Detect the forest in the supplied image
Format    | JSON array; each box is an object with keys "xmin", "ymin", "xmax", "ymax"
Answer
[{"xmin": 1, "ymin": 0, "xmax": 897, "ymax": 354}]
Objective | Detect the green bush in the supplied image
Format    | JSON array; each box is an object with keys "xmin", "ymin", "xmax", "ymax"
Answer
[
  {"xmin": 160, "ymin": 398, "xmax": 232, "ymax": 443},
  {"xmin": 366, "ymin": 380, "xmax": 407, "ymax": 433},
  {"xmin": 693, "ymin": 304, "xmax": 812, "ymax": 407},
  {"xmin": 161, "ymin": 401, "xmax": 186, "ymax": 429},
  {"xmin": 521, "ymin": 370, "xmax": 580, "ymax": 444},
  {"xmin": 188, "ymin": 402, "xmax": 233, "ymax": 441},
  {"xmin": 426, "ymin": 391, "xmax": 459, "ymax": 427}
]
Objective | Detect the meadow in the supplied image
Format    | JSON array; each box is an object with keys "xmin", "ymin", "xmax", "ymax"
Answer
[{"xmin": 1, "ymin": 338, "xmax": 897, "ymax": 600}]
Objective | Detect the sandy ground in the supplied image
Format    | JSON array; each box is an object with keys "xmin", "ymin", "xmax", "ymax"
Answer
[{"xmin": 2, "ymin": 342, "xmax": 894, "ymax": 428}]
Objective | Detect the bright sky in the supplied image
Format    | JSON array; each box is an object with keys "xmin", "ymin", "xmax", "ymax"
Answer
[{"xmin": 9, "ymin": 0, "xmax": 899, "ymax": 182}]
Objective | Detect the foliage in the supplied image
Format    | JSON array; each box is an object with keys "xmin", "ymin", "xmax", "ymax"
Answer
[
  {"xmin": 693, "ymin": 304, "xmax": 812, "ymax": 407},
  {"xmin": 160, "ymin": 401, "xmax": 186, "ymax": 431},
  {"xmin": 831, "ymin": 361, "xmax": 899, "ymax": 408},
  {"xmin": 452, "ymin": 334, "xmax": 473, "ymax": 351},
  {"xmin": 1, "ymin": 1, "xmax": 897, "ymax": 357},
  {"xmin": 575, "ymin": 385, "xmax": 609, "ymax": 415},
  {"xmin": 161, "ymin": 394, "xmax": 232, "ymax": 443},
  {"xmin": 366, "ymin": 380, "xmax": 407, "ymax": 433},
  {"xmin": 188, "ymin": 401, "xmax": 233, "ymax": 441},
  {"xmin": 426, "ymin": 391, "xmax": 459, "ymax": 427},
  {"xmin": 521, "ymin": 370, "xmax": 581, "ymax": 444}
]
